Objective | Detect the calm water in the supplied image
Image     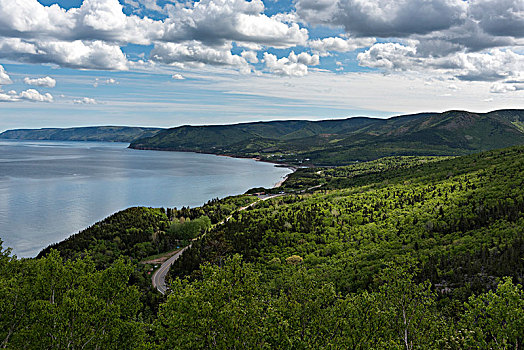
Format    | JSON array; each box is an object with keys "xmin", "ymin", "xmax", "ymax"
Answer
[{"xmin": 0, "ymin": 140, "xmax": 291, "ymax": 257}]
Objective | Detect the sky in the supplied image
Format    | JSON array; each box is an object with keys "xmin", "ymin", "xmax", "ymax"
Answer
[{"xmin": 0, "ymin": 0, "xmax": 523, "ymax": 131}]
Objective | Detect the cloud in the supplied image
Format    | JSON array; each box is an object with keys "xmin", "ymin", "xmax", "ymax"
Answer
[
  {"xmin": 263, "ymin": 51, "xmax": 320, "ymax": 77},
  {"xmin": 73, "ymin": 97, "xmax": 97, "ymax": 104},
  {"xmin": 0, "ymin": 93, "xmax": 15, "ymax": 102},
  {"xmin": 470, "ymin": 0, "xmax": 524, "ymax": 38},
  {"xmin": 0, "ymin": 0, "xmax": 309, "ymax": 74},
  {"xmin": 357, "ymin": 42, "xmax": 418, "ymax": 70},
  {"xmin": 490, "ymin": 83, "xmax": 517, "ymax": 93},
  {"xmin": 122, "ymin": 0, "xmax": 140, "ymax": 8},
  {"xmin": 162, "ymin": 0, "xmax": 308, "ymax": 48},
  {"xmin": 295, "ymin": 0, "xmax": 467, "ymax": 38},
  {"xmin": 0, "ymin": 0, "xmax": 163, "ymax": 45},
  {"xmin": 93, "ymin": 78, "xmax": 118, "ymax": 87},
  {"xmin": 413, "ymin": 19, "xmax": 518, "ymax": 56},
  {"xmin": 358, "ymin": 43, "xmax": 524, "ymax": 83},
  {"xmin": 0, "ymin": 0, "xmax": 165, "ymax": 71},
  {"xmin": 0, "ymin": 65, "xmax": 12, "ymax": 84},
  {"xmin": 0, "ymin": 38, "xmax": 128, "ymax": 71},
  {"xmin": 20, "ymin": 89, "xmax": 54, "ymax": 102},
  {"xmin": 135, "ymin": 0, "xmax": 163, "ymax": 12},
  {"xmin": 0, "ymin": 88, "xmax": 53, "ymax": 102},
  {"xmin": 450, "ymin": 50, "xmax": 524, "ymax": 82},
  {"xmin": 151, "ymin": 41, "xmax": 251, "ymax": 72},
  {"xmin": 0, "ymin": 0, "xmax": 520, "ymax": 84},
  {"xmin": 24, "ymin": 76, "xmax": 56, "ymax": 88},
  {"xmin": 171, "ymin": 73, "xmax": 185, "ymax": 80},
  {"xmin": 309, "ymin": 36, "xmax": 376, "ymax": 53},
  {"xmin": 241, "ymin": 50, "xmax": 259, "ymax": 63},
  {"xmin": 295, "ymin": 0, "xmax": 523, "ymax": 61}
]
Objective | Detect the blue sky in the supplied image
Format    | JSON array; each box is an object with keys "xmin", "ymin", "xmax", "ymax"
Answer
[{"xmin": 0, "ymin": 0, "xmax": 522, "ymax": 131}]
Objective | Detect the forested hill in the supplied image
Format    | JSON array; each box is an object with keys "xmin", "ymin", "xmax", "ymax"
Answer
[
  {"xmin": 171, "ymin": 146, "xmax": 524, "ymax": 296},
  {"xmin": 130, "ymin": 109, "xmax": 524, "ymax": 165},
  {"xmin": 0, "ymin": 126, "xmax": 163, "ymax": 142},
  {"xmin": 2, "ymin": 146, "xmax": 523, "ymax": 348}
]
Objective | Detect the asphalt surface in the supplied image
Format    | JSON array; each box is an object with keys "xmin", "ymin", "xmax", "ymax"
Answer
[{"xmin": 151, "ymin": 245, "xmax": 191, "ymax": 294}]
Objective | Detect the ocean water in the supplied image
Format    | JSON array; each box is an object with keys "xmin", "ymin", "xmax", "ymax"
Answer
[{"xmin": 0, "ymin": 140, "xmax": 291, "ymax": 257}]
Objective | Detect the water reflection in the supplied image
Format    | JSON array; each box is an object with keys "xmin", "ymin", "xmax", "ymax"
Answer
[{"xmin": 0, "ymin": 140, "xmax": 291, "ymax": 257}]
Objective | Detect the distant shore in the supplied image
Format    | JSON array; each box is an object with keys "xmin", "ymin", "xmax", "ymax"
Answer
[
  {"xmin": 130, "ymin": 144, "xmax": 299, "ymax": 170},
  {"xmin": 130, "ymin": 145, "xmax": 299, "ymax": 189}
]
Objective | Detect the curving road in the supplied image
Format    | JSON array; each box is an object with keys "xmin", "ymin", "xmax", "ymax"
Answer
[
  {"xmin": 151, "ymin": 245, "xmax": 191, "ymax": 294},
  {"xmin": 152, "ymin": 193, "xmax": 285, "ymax": 294}
]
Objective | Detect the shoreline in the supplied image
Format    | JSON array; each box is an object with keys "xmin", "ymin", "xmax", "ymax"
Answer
[
  {"xmin": 273, "ymin": 171, "xmax": 294, "ymax": 188},
  {"xmin": 129, "ymin": 145, "xmax": 300, "ymax": 172},
  {"xmin": 2, "ymin": 140, "xmax": 294, "ymax": 258},
  {"xmin": 130, "ymin": 144, "xmax": 299, "ymax": 189}
]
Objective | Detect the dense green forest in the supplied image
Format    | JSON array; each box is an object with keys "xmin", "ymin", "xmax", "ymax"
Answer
[
  {"xmin": 130, "ymin": 109, "xmax": 524, "ymax": 165},
  {"xmin": 171, "ymin": 146, "xmax": 524, "ymax": 295},
  {"xmin": 0, "ymin": 126, "xmax": 163, "ymax": 142},
  {"xmin": 2, "ymin": 146, "xmax": 523, "ymax": 348}
]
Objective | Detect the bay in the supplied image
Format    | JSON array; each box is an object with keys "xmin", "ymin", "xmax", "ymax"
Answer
[{"xmin": 0, "ymin": 140, "xmax": 291, "ymax": 257}]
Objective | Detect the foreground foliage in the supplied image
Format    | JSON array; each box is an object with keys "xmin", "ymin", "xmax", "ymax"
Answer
[
  {"xmin": 0, "ymin": 246, "xmax": 144, "ymax": 349},
  {"xmin": 157, "ymin": 256, "xmax": 523, "ymax": 349},
  {"xmin": 2, "ymin": 247, "xmax": 521, "ymax": 349}
]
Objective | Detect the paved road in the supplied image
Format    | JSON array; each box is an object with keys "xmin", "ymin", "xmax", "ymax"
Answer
[
  {"xmin": 151, "ymin": 245, "xmax": 191, "ymax": 294},
  {"xmin": 152, "ymin": 193, "xmax": 284, "ymax": 294}
]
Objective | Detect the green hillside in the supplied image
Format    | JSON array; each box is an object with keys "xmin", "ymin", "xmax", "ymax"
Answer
[
  {"xmin": 0, "ymin": 126, "xmax": 163, "ymax": 142},
  {"xmin": 130, "ymin": 109, "xmax": 524, "ymax": 165},
  {"xmin": 1, "ymin": 145, "xmax": 517, "ymax": 348},
  {"xmin": 171, "ymin": 146, "xmax": 524, "ymax": 294}
]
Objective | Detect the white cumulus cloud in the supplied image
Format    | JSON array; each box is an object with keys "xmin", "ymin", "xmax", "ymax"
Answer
[
  {"xmin": 295, "ymin": 0, "xmax": 524, "ymax": 71},
  {"xmin": 263, "ymin": 51, "xmax": 320, "ymax": 77},
  {"xmin": 0, "ymin": 88, "xmax": 54, "ymax": 102},
  {"xmin": 490, "ymin": 83, "xmax": 517, "ymax": 93},
  {"xmin": 357, "ymin": 43, "xmax": 418, "ymax": 70},
  {"xmin": 0, "ymin": 0, "xmax": 163, "ymax": 45},
  {"xmin": 309, "ymin": 36, "xmax": 376, "ymax": 53},
  {"xmin": 358, "ymin": 43, "xmax": 524, "ymax": 84},
  {"xmin": 0, "ymin": 64, "xmax": 12, "ymax": 85},
  {"xmin": 73, "ymin": 97, "xmax": 98, "ymax": 104},
  {"xmin": 151, "ymin": 41, "xmax": 251, "ymax": 73},
  {"xmin": 171, "ymin": 73, "xmax": 185, "ymax": 80},
  {"xmin": 24, "ymin": 76, "xmax": 56, "ymax": 88},
  {"xmin": 93, "ymin": 78, "xmax": 118, "ymax": 87},
  {"xmin": 162, "ymin": 0, "xmax": 308, "ymax": 48},
  {"xmin": 0, "ymin": 38, "xmax": 128, "ymax": 71},
  {"xmin": 241, "ymin": 50, "xmax": 259, "ymax": 63},
  {"xmin": 20, "ymin": 89, "xmax": 54, "ymax": 102}
]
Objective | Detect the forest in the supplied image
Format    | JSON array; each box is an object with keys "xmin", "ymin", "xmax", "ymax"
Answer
[
  {"xmin": 0, "ymin": 126, "xmax": 163, "ymax": 142},
  {"xmin": 1, "ymin": 145, "xmax": 523, "ymax": 349},
  {"xmin": 130, "ymin": 109, "xmax": 524, "ymax": 166}
]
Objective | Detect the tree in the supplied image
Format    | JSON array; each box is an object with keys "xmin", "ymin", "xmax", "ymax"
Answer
[
  {"xmin": 460, "ymin": 277, "xmax": 524, "ymax": 349},
  {"xmin": 0, "ymin": 249, "xmax": 145, "ymax": 349},
  {"xmin": 373, "ymin": 259, "xmax": 446, "ymax": 349},
  {"xmin": 155, "ymin": 255, "xmax": 268, "ymax": 349}
]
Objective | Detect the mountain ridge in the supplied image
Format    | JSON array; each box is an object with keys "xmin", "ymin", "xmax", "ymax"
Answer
[
  {"xmin": 129, "ymin": 109, "xmax": 524, "ymax": 165},
  {"xmin": 0, "ymin": 126, "xmax": 163, "ymax": 142},
  {"xmin": 2, "ymin": 109, "xmax": 523, "ymax": 166}
]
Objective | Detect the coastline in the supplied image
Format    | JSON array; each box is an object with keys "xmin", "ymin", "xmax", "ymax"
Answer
[
  {"xmin": 2, "ymin": 140, "xmax": 292, "ymax": 258},
  {"xmin": 130, "ymin": 144, "xmax": 298, "ymax": 189},
  {"xmin": 129, "ymin": 144, "xmax": 300, "ymax": 172},
  {"xmin": 273, "ymin": 171, "xmax": 294, "ymax": 188}
]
